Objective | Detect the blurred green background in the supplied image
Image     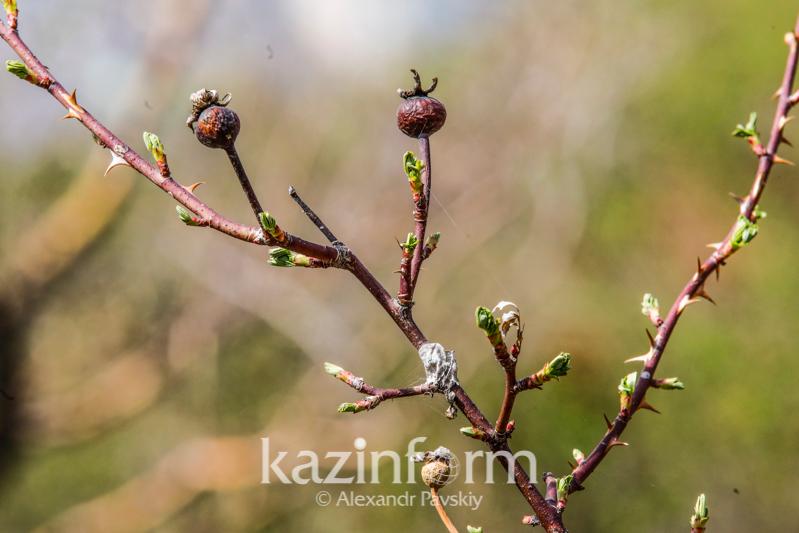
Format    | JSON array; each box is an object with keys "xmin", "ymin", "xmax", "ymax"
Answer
[{"xmin": 2, "ymin": 1, "xmax": 799, "ymax": 531}]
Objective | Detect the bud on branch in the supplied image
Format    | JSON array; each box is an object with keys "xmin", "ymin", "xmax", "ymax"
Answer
[
  {"xmin": 269, "ymin": 247, "xmax": 312, "ymax": 268},
  {"xmin": 690, "ymin": 493, "xmax": 709, "ymax": 532},
  {"xmin": 641, "ymin": 293, "xmax": 661, "ymax": 325},
  {"xmin": 142, "ymin": 131, "xmax": 170, "ymax": 177},
  {"xmin": 516, "ymin": 352, "xmax": 572, "ymax": 392},
  {"xmin": 5, "ymin": 59, "xmax": 34, "ymax": 84},
  {"xmin": 2, "ymin": 0, "xmax": 17, "ymax": 29},
  {"xmin": 730, "ymin": 215, "xmax": 759, "ymax": 250},
  {"xmin": 403, "ymin": 150, "xmax": 425, "ymax": 200},
  {"xmin": 475, "ymin": 306, "xmax": 502, "ymax": 347}
]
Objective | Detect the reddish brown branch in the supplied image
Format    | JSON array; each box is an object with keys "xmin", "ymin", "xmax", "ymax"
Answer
[
  {"xmin": 0, "ymin": 17, "xmax": 566, "ymax": 532},
  {"xmin": 397, "ymin": 136, "xmax": 432, "ymax": 306},
  {"xmin": 224, "ymin": 145, "xmax": 264, "ymax": 223},
  {"xmin": 396, "ymin": 236, "xmax": 416, "ymax": 306},
  {"xmin": 0, "ymin": 27, "xmax": 338, "ymax": 264},
  {"xmin": 495, "ymin": 366, "xmax": 518, "ymax": 435},
  {"xmin": 326, "ymin": 363, "xmax": 435, "ymax": 413},
  {"xmin": 409, "ymin": 135, "xmax": 432, "ymax": 292},
  {"xmin": 566, "ymin": 17, "xmax": 799, "ymax": 499}
]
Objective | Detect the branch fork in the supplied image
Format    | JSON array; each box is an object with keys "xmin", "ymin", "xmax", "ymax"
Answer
[{"xmin": 4, "ymin": 8, "xmax": 799, "ymax": 531}]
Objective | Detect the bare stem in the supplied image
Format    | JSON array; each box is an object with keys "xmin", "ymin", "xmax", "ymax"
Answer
[
  {"xmin": 409, "ymin": 135, "xmax": 432, "ymax": 292},
  {"xmin": 289, "ymin": 186, "xmax": 341, "ymax": 244},
  {"xmin": 328, "ymin": 364, "xmax": 435, "ymax": 412},
  {"xmin": 495, "ymin": 368, "xmax": 518, "ymax": 434},
  {"xmin": 224, "ymin": 145, "xmax": 264, "ymax": 224},
  {"xmin": 430, "ymin": 487, "xmax": 460, "ymax": 533}
]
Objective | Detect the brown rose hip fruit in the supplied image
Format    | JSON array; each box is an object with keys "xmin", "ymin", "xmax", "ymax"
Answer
[
  {"xmin": 186, "ymin": 89, "xmax": 239, "ymax": 150},
  {"xmin": 396, "ymin": 69, "xmax": 446, "ymax": 138},
  {"xmin": 195, "ymin": 105, "xmax": 240, "ymax": 150}
]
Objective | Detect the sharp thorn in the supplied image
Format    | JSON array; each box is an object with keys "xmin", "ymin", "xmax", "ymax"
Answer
[
  {"xmin": 638, "ymin": 401, "xmax": 661, "ymax": 414},
  {"xmin": 184, "ymin": 181, "xmax": 205, "ymax": 193},
  {"xmin": 773, "ymin": 154, "xmax": 795, "ymax": 166},
  {"xmin": 706, "ymin": 242, "xmax": 723, "ymax": 250},
  {"xmin": 728, "ymin": 192, "xmax": 746, "ymax": 205},
  {"xmin": 645, "ymin": 329, "xmax": 655, "ymax": 348},
  {"xmin": 603, "ymin": 413, "xmax": 613, "ymax": 429},
  {"xmin": 695, "ymin": 288, "xmax": 716, "ymax": 305},
  {"xmin": 625, "ymin": 349, "xmax": 653, "ymax": 364},
  {"xmin": 779, "ymin": 115, "xmax": 795, "ymax": 130},
  {"xmin": 63, "ymin": 88, "xmax": 83, "ymax": 115},
  {"xmin": 104, "ymin": 151, "xmax": 131, "ymax": 176},
  {"xmin": 62, "ymin": 108, "xmax": 82, "ymax": 121}
]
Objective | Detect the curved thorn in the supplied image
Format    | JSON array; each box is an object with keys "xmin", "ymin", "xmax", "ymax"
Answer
[
  {"xmin": 104, "ymin": 151, "xmax": 131, "ymax": 176},
  {"xmin": 695, "ymin": 288, "xmax": 716, "ymax": 305},
  {"xmin": 638, "ymin": 401, "xmax": 660, "ymax": 414}
]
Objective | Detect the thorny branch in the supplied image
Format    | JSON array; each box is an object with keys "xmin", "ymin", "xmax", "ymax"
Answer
[
  {"xmin": 0, "ymin": 9, "xmax": 564, "ymax": 531},
  {"xmin": 559, "ymin": 14, "xmax": 799, "ymax": 505},
  {"xmin": 3, "ymin": 5, "xmax": 798, "ymax": 531}
]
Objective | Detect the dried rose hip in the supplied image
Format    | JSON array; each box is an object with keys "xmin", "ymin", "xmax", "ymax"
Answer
[
  {"xmin": 186, "ymin": 89, "xmax": 239, "ymax": 150},
  {"xmin": 396, "ymin": 69, "xmax": 446, "ymax": 138},
  {"xmin": 195, "ymin": 105, "xmax": 240, "ymax": 150}
]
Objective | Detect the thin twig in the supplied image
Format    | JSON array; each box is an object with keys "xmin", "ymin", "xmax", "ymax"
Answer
[
  {"xmin": 409, "ymin": 135, "xmax": 432, "ymax": 292},
  {"xmin": 495, "ymin": 367, "xmax": 518, "ymax": 435},
  {"xmin": 430, "ymin": 487, "xmax": 459, "ymax": 533},
  {"xmin": 224, "ymin": 145, "xmax": 264, "ymax": 222},
  {"xmin": 288, "ymin": 186, "xmax": 340, "ymax": 244},
  {"xmin": 327, "ymin": 363, "xmax": 434, "ymax": 412}
]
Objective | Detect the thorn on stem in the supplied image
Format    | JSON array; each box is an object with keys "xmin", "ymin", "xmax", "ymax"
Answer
[
  {"xmin": 183, "ymin": 181, "xmax": 205, "ymax": 193},
  {"xmin": 645, "ymin": 329, "xmax": 655, "ymax": 348},
  {"xmin": 637, "ymin": 401, "xmax": 660, "ymax": 414},
  {"xmin": 695, "ymin": 288, "xmax": 716, "ymax": 305},
  {"xmin": 624, "ymin": 349, "xmax": 653, "ymax": 364},
  {"xmin": 104, "ymin": 151, "xmax": 131, "ymax": 176}
]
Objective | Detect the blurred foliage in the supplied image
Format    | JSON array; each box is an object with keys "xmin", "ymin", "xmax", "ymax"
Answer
[{"xmin": 2, "ymin": 1, "xmax": 799, "ymax": 532}]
